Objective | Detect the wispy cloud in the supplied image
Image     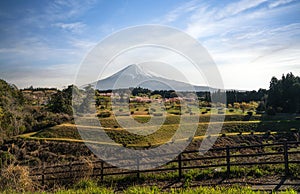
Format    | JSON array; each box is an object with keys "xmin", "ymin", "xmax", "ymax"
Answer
[
  {"xmin": 185, "ymin": 1, "xmax": 272, "ymax": 39},
  {"xmin": 158, "ymin": 0, "xmax": 300, "ymax": 89},
  {"xmin": 53, "ymin": 22, "xmax": 86, "ymax": 34},
  {"xmin": 157, "ymin": 0, "xmax": 199, "ymax": 24},
  {"xmin": 46, "ymin": 0, "xmax": 97, "ymax": 21},
  {"xmin": 268, "ymin": 0, "xmax": 296, "ymax": 8},
  {"xmin": 215, "ymin": 0, "xmax": 268, "ymax": 19},
  {"xmin": 0, "ymin": 0, "xmax": 105, "ymax": 89}
]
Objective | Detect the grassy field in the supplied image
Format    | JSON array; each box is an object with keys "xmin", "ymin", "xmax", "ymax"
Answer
[
  {"xmin": 17, "ymin": 113, "xmax": 299, "ymax": 147},
  {"xmin": 1, "ymin": 182, "xmax": 297, "ymax": 194},
  {"xmin": 31, "ymin": 186, "xmax": 297, "ymax": 194}
]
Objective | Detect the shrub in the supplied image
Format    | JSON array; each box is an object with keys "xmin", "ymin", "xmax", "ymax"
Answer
[
  {"xmin": 276, "ymin": 107, "xmax": 283, "ymax": 113},
  {"xmin": 0, "ymin": 164, "xmax": 35, "ymax": 192},
  {"xmin": 247, "ymin": 111, "xmax": 253, "ymax": 116},
  {"xmin": 266, "ymin": 107, "xmax": 276, "ymax": 115},
  {"xmin": 290, "ymin": 164, "xmax": 300, "ymax": 178},
  {"xmin": 253, "ymin": 168, "xmax": 263, "ymax": 177},
  {"xmin": 0, "ymin": 152, "xmax": 15, "ymax": 167},
  {"xmin": 169, "ymin": 111, "xmax": 181, "ymax": 115},
  {"xmin": 265, "ymin": 130, "xmax": 271, "ymax": 136},
  {"xmin": 97, "ymin": 111, "xmax": 111, "ymax": 118}
]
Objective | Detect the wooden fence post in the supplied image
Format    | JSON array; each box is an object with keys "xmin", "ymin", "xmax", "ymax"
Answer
[
  {"xmin": 100, "ymin": 161, "xmax": 104, "ymax": 181},
  {"xmin": 283, "ymin": 141, "xmax": 289, "ymax": 176},
  {"xmin": 136, "ymin": 156, "xmax": 140, "ymax": 180},
  {"xmin": 42, "ymin": 162, "xmax": 45, "ymax": 186},
  {"xmin": 69, "ymin": 162, "xmax": 72, "ymax": 181},
  {"xmin": 178, "ymin": 153, "xmax": 182, "ymax": 179},
  {"xmin": 226, "ymin": 146, "xmax": 230, "ymax": 178}
]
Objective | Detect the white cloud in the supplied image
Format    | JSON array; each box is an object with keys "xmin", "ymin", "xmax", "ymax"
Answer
[
  {"xmin": 46, "ymin": 0, "xmax": 97, "ymax": 21},
  {"xmin": 185, "ymin": 2, "xmax": 272, "ymax": 39},
  {"xmin": 53, "ymin": 22, "xmax": 86, "ymax": 34},
  {"xmin": 154, "ymin": 0, "xmax": 199, "ymax": 24},
  {"xmin": 268, "ymin": 0, "xmax": 296, "ymax": 8},
  {"xmin": 215, "ymin": 0, "xmax": 268, "ymax": 19},
  {"xmin": 158, "ymin": 0, "xmax": 300, "ymax": 89},
  {"xmin": 69, "ymin": 38, "xmax": 96, "ymax": 50}
]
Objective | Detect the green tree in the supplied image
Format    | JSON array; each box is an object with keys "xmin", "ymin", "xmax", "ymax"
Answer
[
  {"xmin": 267, "ymin": 73, "xmax": 300, "ymax": 113},
  {"xmin": 47, "ymin": 85, "xmax": 75, "ymax": 115}
]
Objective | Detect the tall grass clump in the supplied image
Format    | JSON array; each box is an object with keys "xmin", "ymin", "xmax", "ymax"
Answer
[{"xmin": 0, "ymin": 164, "xmax": 36, "ymax": 192}]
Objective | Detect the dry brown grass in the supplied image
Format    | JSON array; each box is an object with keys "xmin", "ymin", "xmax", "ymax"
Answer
[
  {"xmin": 75, "ymin": 157, "xmax": 94, "ymax": 180},
  {"xmin": 0, "ymin": 164, "xmax": 37, "ymax": 192}
]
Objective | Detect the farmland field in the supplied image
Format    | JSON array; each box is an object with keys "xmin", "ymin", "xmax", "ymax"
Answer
[{"xmin": 18, "ymin": 113, "xmax": 300, "ymax": 148}]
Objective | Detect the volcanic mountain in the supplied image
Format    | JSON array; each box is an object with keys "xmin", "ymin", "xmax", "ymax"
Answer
[{"xmin": 94, "ymin": 64, "xmax": 213, "ymax": 91}]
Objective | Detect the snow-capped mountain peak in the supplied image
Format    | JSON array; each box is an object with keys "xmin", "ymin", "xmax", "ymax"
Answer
[
  {"xmin": 114, "ymin": 64, "xmax": 153, "ymax": 78},
  {"xmin": 94, "ymin": 64, "xmax": 212, "ymax": 91}
]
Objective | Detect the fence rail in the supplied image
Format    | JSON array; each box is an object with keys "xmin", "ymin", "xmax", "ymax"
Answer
[{"xmin": 29, "ymin": 141, "xmax": 300, "ymax": 185}]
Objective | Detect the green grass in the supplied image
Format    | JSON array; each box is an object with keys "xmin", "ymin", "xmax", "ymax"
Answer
[
  {"xmin": 17, "ymin": 111, "xmax": 299, "ymax": 149},
  {"xmin": 53, "ymin": 186, "xmax": 296, "ymax": 194},
  {"xmin": 33, "ymin": 124, "xmax": 81, "ymax": 139},
  {"xmin": 2, "ymin": 184, "xmax": 296, "ymax": 194},
  {"xmin": 97, "ymin": 164, "xmax": 299, "ymax": 187},
  {"xmin": 28, "ymin": 119, "xmax": 299, "ymax": 147},
  {"xmin": 97, "ymin": 114, "xmax": 263, "ymax": 128}
]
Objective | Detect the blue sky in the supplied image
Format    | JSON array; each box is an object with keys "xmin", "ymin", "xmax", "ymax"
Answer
[{"xmin": 0, "ymin": 0, "xmax": 299, "ymax": 90}]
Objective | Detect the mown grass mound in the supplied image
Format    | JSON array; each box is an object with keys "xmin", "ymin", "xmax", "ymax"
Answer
[
  {"xmin": 33, "ymin": 124, "xmax": 81, "ymax": 140},
  {"xmin": 29, "ymin": 119, "xmax": 300, "ymax": 147},
  {"xmin": 98, "ymin": 114, "xmax": 263, "ymax": 128}
]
